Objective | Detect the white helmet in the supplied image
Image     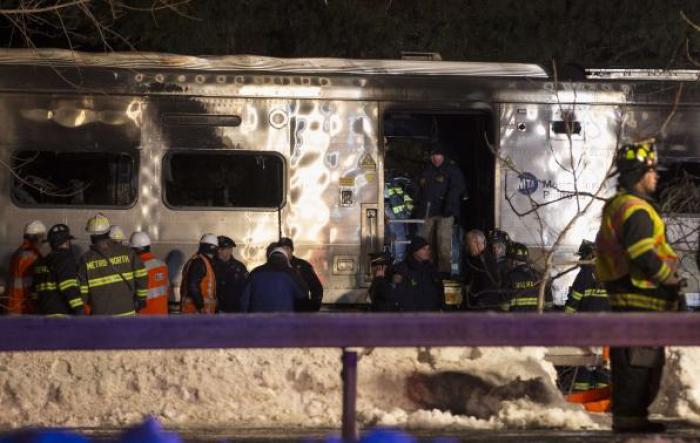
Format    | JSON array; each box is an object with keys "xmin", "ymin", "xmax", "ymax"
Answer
[
  {"xmin": 85, "ymin": 213, "xmax": 111, "ymax": 235},
  {"xmin": 24, "ymin": 220, "xmax": 47, "ymax": 236},
  {"xmin": 109, "ymin": 225, "xmax": 127, "ymax": 241},
  {"xmin": 130, "ymin": 231, "xmax": 151, "ymax": 249},
  {"xmin": 200, "ymin": 233, "xmax": 218, "ymax": 247}
]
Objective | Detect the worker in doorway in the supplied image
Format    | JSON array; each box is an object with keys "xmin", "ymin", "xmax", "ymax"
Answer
[
  {"xmin": 278, "ymin": 237, "xmax": 323, "ymax": 311},
  {"xmin": 5, "ymin": 220, "xmax": 46, "ymax": 314},
  {"xmin": 384, "ymin": 171, "xmax": 415, "ymax": 263},
  {"xmin": 240, "ymin": 247, "xmax": 310, "ymax": 313},
  {"xmin": 109, "ymin": 225, "xmax": 129, "ymax": 246},
  {"xmin": 393, "ymin": 237, "xmax": 444, "ymax": 311},
  {"xmin": 32, "ymin": 224, "xmax": 84, "ymax": 316},
  {"xmin": 461, "ymin": 229, "xmax": 502, "ymax": 310},
  {"xmin": 180, "ymin": 233, "xmax": 218, "ymax": 314},
  {"xmin": 129, "ymin": 232, "xmax": 169, "ymax": 315},
  {"xmin": 213, "ymin": 235, "xmax": 249, "ymax": 313},
  {"xmin": 503, "ymin": 242, "xmax": 552, "ymax": 312},
  {"xmin": 416, "ymin": 144, "xmax": 466, "ymax": 276},
  {"xmin": 78, "ymin": 213, "xmax": 148, "ymax": 316},
  {"xmin": 565, "ymin": 240, "xmax": 609, "ymax": 313},
  {"xmin": 596, "ymin": 140, "xmax": 682, "ymax": 433},
  {"xmin": 368, "ymin": 251, "xmax": 398, "ymax": 312},
  {"xmin": 487, "ymin": 229, "xmax": 510, "ymax": 284}
]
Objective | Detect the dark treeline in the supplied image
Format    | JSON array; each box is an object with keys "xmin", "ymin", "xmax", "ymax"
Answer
[{"xmin": 3, "ymin": 0, "xmax": 700, "ymax": 68}]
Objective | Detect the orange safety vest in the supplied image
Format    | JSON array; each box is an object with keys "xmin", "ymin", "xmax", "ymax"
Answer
[
  {"xmin": 180, "ymin": 253, "xmax": 216, "ymax": 314},
  {"xmin": 595, "ymin": 191, "xmax": 679, "ymax": 311},
  {"xmin": 5, "ymin": 240, "xmax": 41, "ymax": 314},
  {"xmin": 137, "ymin": 251, "xmax": 169, "ymax": 315}
]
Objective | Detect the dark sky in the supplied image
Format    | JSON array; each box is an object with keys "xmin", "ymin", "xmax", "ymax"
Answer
[{"xmin": 3, "ymin": 0, "xmax": 700, "ymax": 68}]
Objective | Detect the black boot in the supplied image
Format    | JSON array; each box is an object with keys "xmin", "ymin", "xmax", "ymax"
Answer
[{"xmin": 613, "ymin": 417, "xmax": 667, "ymax": 433}]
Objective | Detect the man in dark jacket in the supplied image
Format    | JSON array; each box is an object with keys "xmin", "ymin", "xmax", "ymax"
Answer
[
  {"xmin": 462, "ymin": 229, "xmax": 503, "ymax": 310},
  {"xmin": 32, "ymin": 224, "xmax": 84, "ymax": 316},
  {"xmin": 393, "ymin": 237, "xmax": 444, "ymax": 311},
  {"xmin": 368, "ymin": 252, "xmax": 398, "ymax": 312},
  {"xmin": 416, "ymin": 144, "xmax": 466, "ymax": 275},
  {"xmin": 213, "ymin": 236, "xmax": 249, "ymax": 313},
  {"xmin": 278, "ymin": 237, "xmax": 323, "ymax": 311},
  {"xmin": 241, "ymin": 247, "xmax": 310, "ymax": 312}
]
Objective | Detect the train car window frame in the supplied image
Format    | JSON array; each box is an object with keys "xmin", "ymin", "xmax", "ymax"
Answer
[
  {"xmin": 10, "ymin": 148, "xmax": 139, "ymax": 209},
  {"xmin": 162, "ymin": 149, "xmax": 287, "ymax": 211}
]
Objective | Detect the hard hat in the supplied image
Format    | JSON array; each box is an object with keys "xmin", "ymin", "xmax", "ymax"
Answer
[
  {"xmin": 24, "ymin": 220, "xmax": 47, "ymax": 236},
  {"xmin": 217, "ymin": 235, "xmax": 236, "ymax": 248},
  {"xmin": 130, "ymin": 231, "xmax": 151, "ymax": 249},
  {"xmin": 576, "ymin": 239, "xmax": 596, "ymax": 257},
  {"xmin": 616, "ymin": 140, "xmax": 658, "ymax": 177},
  {"xmin": 47, "ymin": 224, "xmax": 75, "ymax": 248},
  {"xmin": 85, "ymin": 213, "xmax": 111, "ymax": 235},
  {"xmin": 199, "ymin": 233, "xmax": 218, "ymax": 247},
  {"xmin": 109, "ymin": 225, "xmax": 127, "ymax": 241},
  {"xmin": 507, "ymin": 242, "xmax": 529, "ymax": 261},
  {"xmin": 268, "ymin": 246, "xmax": 289, "ymax": 259}
]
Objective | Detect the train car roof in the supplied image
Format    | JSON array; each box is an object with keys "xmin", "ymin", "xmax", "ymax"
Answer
[{"xmin": 0, "ymin": 48, "xmax": 549, "ymax": 78}]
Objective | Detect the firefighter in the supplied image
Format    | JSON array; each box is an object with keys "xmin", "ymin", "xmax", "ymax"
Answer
[
  {"xmin": 503, "ymin": 242, "xmax": 552, "ymax": 312},
  {"xmin": 565, "ymin": 240, "xmax": 610, "ymax": 392},
  {"xmin": 487, "ymin": 229, "xmax": 511, "ymax": 284},
  {"xmin": 368, "ymin": 251, "xmax": 398, "ymax": 312},
  {"xmin": 213, "ymin": 235, "xmax": 248, "ymax": 313},
  {"xmin": 278, "ymin": 237, "xmax": 323, "ymax": 311},
  {"xmin": 384, "ymin": 171, "xmax": 415, "ymax": 263},
  {"xmin": 32, "ymin": 224, "xmax": 84, "ymax": 316},
  {"xmin": 416, "ymin": 144, "xmax": 466, "ymax": 275},
  {"xmin": 596, "ymin": 140, "xmax": 682, "ymax": 433},
  {"xmin": 78, "ymin": 213, "xmax": 148, "ymax": 316},
  {"xmin": 5, "ymin": 220, "xmax": 46, "ymax": 314},
  {"xmin": 129, "ymin": 232, "xmax": 169, "ymax": 315},
  {"xmin": 565, "ymin": 240, "xmax": 609, "ymax": 313},
  {"xmin": 180, "ymin": 233, "xmax": 218, "ymax": 314}
]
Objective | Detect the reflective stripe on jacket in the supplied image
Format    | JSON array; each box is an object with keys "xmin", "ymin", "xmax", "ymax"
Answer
[
  {"xmin": 32, "ymin": 250, "xmax": 84, "ymax": 316},
  {"xmin": 595, "ymin": 191, "xmax": 679, "ymax": 312},
  {"xmin": 138, "ymin": 251, "xmax": 169, "ymax": 315},
  {"xmin": 180, "ymin": 253, "xmax": 216, "ymax": 314}
]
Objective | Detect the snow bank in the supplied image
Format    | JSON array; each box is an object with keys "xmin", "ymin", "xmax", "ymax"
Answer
[
  {"xmin": 653, "ymin": 347, "xmax": 700, "ymax": 423},
  {"xmin": 0, "ymin": 347, "xmax": 601, "ymax": 430}
]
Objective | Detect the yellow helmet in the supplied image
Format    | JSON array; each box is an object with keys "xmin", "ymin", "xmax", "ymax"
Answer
[{"xmin": 85, "ymin": 213, "xmax": 111, "ymax": 235}]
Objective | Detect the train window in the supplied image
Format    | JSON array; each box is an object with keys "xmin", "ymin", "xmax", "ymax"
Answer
[
  {"xmin": 164, "ymin": 151, "xmax": 285, "ymax": 209},
  {"xmin": 11, "ymin": 150, "xmax": 137, "ymax": 207}
]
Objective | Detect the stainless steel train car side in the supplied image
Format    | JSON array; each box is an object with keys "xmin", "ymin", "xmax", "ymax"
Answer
[{"xmin": 0, "ymin": 50, "xmax": 699, "ymax": 306}]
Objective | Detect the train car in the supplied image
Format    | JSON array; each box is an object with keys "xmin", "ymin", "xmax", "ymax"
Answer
[{"xmin": 0, "ymin": 49, "xmax": 697, "ymax": 307}]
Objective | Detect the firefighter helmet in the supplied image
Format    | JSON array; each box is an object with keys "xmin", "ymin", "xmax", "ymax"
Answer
[
  {"xmin": 507, "ymin": 242, "xmax": 529, "ymax": 261},
  {"xmin": 24, "ymin": 220, "xmax": 47, "ymax": 236},
  {"xmin": 109, "ymin": 225, "xmax": 127, "ymax": 242},
  {"xmin": 129, "ymin": 231, "xmax": 151, "ymax": 249},
  {"xmin": 616, "ymin": 140, "xmax": 658, "ymax": 176},
  {"xmin": 576, "ymin": 239, "xmax": 596, "ymax": 257},
  {"xmin": 217, "ymin": 235, "xmax": 236, "ymax": 248},
  {"xmin": 487, "ymin": 229, "xmax": 511, "ymax": 245},
  {"xmin": 85, "ymin": 213, "xmax": 111, "ymax": 235},
  {"xmin": 47, "ymin": 224, "xmax": 74, "ymax": 248}
]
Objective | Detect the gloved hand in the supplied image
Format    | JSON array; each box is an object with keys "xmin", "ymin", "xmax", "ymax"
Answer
[{"xmin": 134, "ymin": 298, "xmax": 147, "ymax": 312}]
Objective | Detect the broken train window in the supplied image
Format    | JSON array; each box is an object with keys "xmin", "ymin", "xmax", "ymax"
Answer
[
  {"xmin": 164, "ymin": 151, "xmax": 285, "ymax": 209},
  {"xmin": 11, "ymin": 150, "xmax": 138, "ymax": 207}
]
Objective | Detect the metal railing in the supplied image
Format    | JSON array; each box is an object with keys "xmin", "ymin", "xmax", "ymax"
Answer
[{"xmin": 1, "ymin": 313, "xmax": 700, "ymax": 440}]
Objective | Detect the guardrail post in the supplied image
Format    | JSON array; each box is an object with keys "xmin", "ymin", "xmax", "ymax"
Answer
[{"xmin": 341, "ymin": 348, "xmax": 358, "ymax": 442}]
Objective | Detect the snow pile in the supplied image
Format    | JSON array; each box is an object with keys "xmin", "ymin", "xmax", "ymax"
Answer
[
  {"xmin": 653, "ymin": 347, "xmax": 700, "ymax": 423},
  {"xmin": 0, "ymin": 346, "xmax": 599, "ymax": 430}
]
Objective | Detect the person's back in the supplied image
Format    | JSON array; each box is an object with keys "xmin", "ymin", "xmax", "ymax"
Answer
[
  {"xmin": 213, "ymin": 256, "xmax": 248, "ymax": 313},
  {"xmin": 34, "ymin": 251, "xmax": 84, "ymax": 316},
  {"xmin": 241, "ymin": 249, "xmax": 309, "ymax": 313},
  {"xmin": 504, "ymin": 263, "xmax": 542, "ymax": 312},
  {"xmin": 565, "ymin": 265, "xmax": 609, "ymax": 313},
  {"xmin": 79, "ymin": 241, "xmax": 148, "ymax": 315},
  {"xmin": 137, "ymin": 250, "xmax": 169, "ymax": 315}
]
